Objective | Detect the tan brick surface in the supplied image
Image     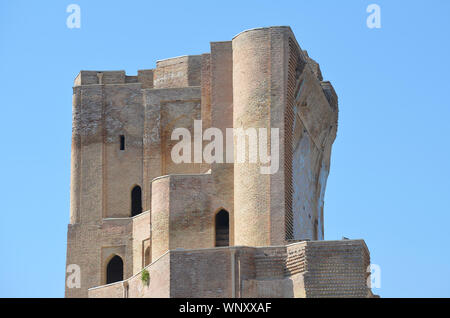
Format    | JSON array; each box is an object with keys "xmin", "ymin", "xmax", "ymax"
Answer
[{"xmin": 67, "ymin": 26, "xmax": 371, "ymax": 298}]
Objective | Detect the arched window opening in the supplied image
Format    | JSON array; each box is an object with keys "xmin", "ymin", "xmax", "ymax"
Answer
[
  {"xmin": 215, "ymin": 209, "xmax": 229, "ymax": 247},
  {"xmin": 144, "ymin": 247, "xmax": 150, "ymax": 267},
  {"xmin": 131, "ymin": 185, "xmax": 142, "ymax": 217},
  {"xmin": 106, "ymin": 255, "xmax": 123, "ymax": 284}
]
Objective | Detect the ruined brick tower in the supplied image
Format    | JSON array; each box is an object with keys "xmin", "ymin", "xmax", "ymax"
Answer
[{"xmin": 66, "ymin": 26, "xmax": 374, "ymax": 298}]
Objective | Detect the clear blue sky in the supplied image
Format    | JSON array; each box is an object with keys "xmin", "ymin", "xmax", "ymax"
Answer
[{"xmin": 1, "ymin": 0, "xmax": 449, "ymax": 298}]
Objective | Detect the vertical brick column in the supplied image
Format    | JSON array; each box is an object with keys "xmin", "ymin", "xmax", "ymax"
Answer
[{"xmin": 232, "ymin": 27, "xmax": 290, "ymax": 246}]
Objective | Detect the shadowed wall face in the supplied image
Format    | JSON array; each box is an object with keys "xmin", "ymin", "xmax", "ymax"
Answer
[{"xmin": 231, "ymin": 27, "xmax": 337, "ymax": 246}]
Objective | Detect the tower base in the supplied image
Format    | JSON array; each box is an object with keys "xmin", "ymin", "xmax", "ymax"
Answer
[{"xmin": 88, "ymin": 239, "xmax": 374, "ymax": 298}]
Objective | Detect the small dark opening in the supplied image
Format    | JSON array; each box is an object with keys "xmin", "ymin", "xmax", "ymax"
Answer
[
  {"xmin": 215, "ymin": 209, "xmax": 229, "ymax": 247},
  {"xmin": 106, "ymin": 255, "xmax": 123, "ymax": 284},
  {"xmin": 314, "ymin": 219, "xmax": 319, "ymax": 240},
  {"xmin": 131, "ymin": 185, "xmax": 142, "ymax": 217},
  {"xmin": 120, "ymin": 135, "xmax": 125, "ymax": 150}
]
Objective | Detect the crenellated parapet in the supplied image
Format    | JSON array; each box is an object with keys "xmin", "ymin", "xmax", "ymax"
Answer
[{"xmin": 73, "ymin": 55, "xmax": 202, "ymax": 89}]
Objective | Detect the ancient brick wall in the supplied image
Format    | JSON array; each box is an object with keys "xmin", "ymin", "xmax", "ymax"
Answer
[
  {"xmin": 88, "ymin": 251, "xmax": 170, "ymax": 298},
  {"xmin": 88, "ymin": 280, "xmax": 124, "ymax": 298},
  {"xmin": 150, "ymin": 174, "xmax": 223, "ymax": 260},
  {"xmin": 88, "ymin": 240, "xmax": 372, "ymax": 298},
  {"xmin": 66, "ymin": 218, "xmax": 134, "ymax": 298},
  {"xmin": 102, "ymin": 83, "xmax": 144, "ymax": 218},
  {"xmin": 232, "ymin": 27, "xmax": 273, "ymax": 247},
  {"xmin": 301, "ymin": 240, "xmax": 371, "ymax": 297},
  {"xmin": 170, "ymin": 248, "xmax": 233, "ymax": 297},
  {"xmin": 153, "ymin": 55, "xmax": 201, "ymax": 89},
  {"xmin": 131, "ymin": 211, "xmax": 151, "ymax": 274},
  {"xmin": 67, "ymin": 26, "xmax": 353, "ymax": 299},
  {"xmin": 209, "ymin": 41, "xmax": 235, "ymax": 244}
]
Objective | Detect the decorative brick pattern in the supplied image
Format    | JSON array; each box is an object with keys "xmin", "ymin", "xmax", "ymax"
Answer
[{"xmin": 284, "ymin": 37, "xmax": 300, "ymax": 240}]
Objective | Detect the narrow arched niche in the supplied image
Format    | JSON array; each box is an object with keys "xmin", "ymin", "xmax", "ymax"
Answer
[
  {"xmin": 215, "ymin": 209, "xmax": 229, "ymax": 247},
  {"xmin": 131, "ymin": 185, "xmax": 142, "ymax": 217},
  {"xmin": 144, "ymin": 247, "xmax": 150, "ymax": 267},
  {"xmin": 106, "ymin": 255, "xmax": 123, "ymax": 284}
]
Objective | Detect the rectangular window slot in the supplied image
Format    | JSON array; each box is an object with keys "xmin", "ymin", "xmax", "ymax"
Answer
[{"xmin": 120, "ymin": 135, "xmax": 125, "ymax": 150}]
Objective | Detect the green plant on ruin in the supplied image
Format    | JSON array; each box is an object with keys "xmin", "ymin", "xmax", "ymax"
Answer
[{"xmin": 141, "ymin": 268, "xmax": 149, "ymax": 286}]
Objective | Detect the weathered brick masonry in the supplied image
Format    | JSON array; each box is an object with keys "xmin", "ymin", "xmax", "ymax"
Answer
[
  {"xmin": 88, "ymin": 240, "xmax": 373, "ymax": 298},
  {"xmin": 66, "ymin": 26, "xmax": 374, "ymax": 298}
]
